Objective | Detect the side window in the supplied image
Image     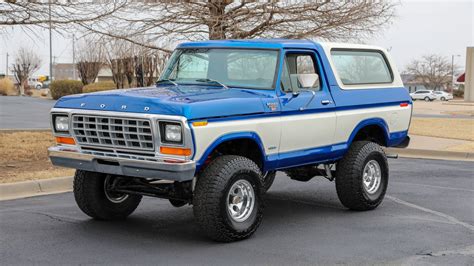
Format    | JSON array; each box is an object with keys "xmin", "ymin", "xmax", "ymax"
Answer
[
  {"xmin": 331, "ymin": 49, "xmax": 393, "ymax": 85},
  {"xmin": 282, "ymin": 53, "xmax": 321, "ymax": 92}
]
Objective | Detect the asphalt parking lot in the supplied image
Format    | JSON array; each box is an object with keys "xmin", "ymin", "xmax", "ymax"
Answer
[
  {"xmin": 0, "ymin": 96, "xmax": 56, "ymax": 129},
  {"xmin": 1, "ymin": 158, "xmax": 473, "ymax": 265}
]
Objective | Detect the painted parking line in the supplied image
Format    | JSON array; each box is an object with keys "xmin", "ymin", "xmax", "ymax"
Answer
[{"xmin": 387, "ymin": 195, "xmax": 474, "ymax": 232}]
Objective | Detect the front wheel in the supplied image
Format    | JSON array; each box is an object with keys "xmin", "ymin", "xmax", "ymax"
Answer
[
  {"xmin": 424, "ymin": 96, "xmax": 430, "ymax": 102},
  {"xmin": 73, "ymin": 170, "xmax": 142, "ymax": 220},
  {"xmin": 262, "ymin": 171, "xmax": 276, "ymax": 192},
  {"xmin": 335, "ymin": 141, "xmax": 388, "ymax": 211},
  {"xmin": 193, "ymin": 155, "xmax": 264, "ymax": 242},
  {"xmin": 441, "ymin": 97, "xmax": 446, "ymax": 101}
]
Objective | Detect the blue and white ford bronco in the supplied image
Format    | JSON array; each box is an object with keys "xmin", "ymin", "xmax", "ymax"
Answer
[{"xmin": 49, "ymin": 39, "xmax": 412, "ymax": 242}]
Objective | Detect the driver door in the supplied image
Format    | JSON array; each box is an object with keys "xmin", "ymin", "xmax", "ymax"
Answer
[{"xmin": 277, "ymin": 50, "xmax": 337, "ymax": 167}]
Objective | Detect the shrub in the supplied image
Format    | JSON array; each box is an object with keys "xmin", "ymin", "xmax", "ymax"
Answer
[
  {"xmin": 0, "ymin": 78, "xmax": 17, "ymax": 96},
  {"xmin": 453, "ymin": 88, "xmax": 464, "ymax": 98},
  {"xmin": 49, "ymin": 80, "xmax": 83, "ymax": 100},
  {"xmin": 82, "ymin": 81, "xmax": 116, "ymax": 93}
]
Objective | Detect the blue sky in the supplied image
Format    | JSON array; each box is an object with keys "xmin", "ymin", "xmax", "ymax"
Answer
[{"xmin": 1, "ymin": 0, "xmax": 473, "ymax": 76}]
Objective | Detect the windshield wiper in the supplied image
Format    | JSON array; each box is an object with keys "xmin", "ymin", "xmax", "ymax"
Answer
[
  {"xmin": 156, "ymin": 79, "xmax": 178, "ymax": 86},
  {"xmin": 195, "ymin": 78, "xmax": 229, "ymax": 89}
]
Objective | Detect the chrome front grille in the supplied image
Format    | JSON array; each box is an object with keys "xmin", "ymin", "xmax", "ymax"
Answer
[{"xmin": 72, "ymin": 115, "xmax": 154, "ymax": 151}]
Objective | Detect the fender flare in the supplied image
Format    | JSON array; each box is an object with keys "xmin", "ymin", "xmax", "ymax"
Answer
[
  {"xmin": 195, "ymin": 131, "xmax": 267, "ymax": 171},
  {"xmin": 346, "ymin": 118, "xmax": 390, "ymax": 147}
]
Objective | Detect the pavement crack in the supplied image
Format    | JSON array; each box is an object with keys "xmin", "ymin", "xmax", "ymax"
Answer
[
  {"xmin": 387, "ymin": 195, "xmax": 474, "ymax": 232},
  {"xmin": 24, "ymin": 211, "xmax": 80, "ymax": 224},
  {"xmin": 398, "ymin": 245, "xmax": 474, "ymax": 265}
]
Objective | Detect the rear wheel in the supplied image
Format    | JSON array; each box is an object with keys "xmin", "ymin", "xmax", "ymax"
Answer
[
  {"xmin": 73, "ymin": 170, "xmax": 142, "ymax": 220},
  {"xmin": 335, "ymin": 141, "xmax": 388, "ymax": 211},
  {"xmin": 193, "ymin": 155, "xmax": 264, "ymax": 242},
  {"xmin": 441, "ymin": 97, "xmax": 446, "ymax": 101}
]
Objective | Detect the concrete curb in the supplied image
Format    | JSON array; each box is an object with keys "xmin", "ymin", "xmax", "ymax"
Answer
[
  {"xmin": 0, "ymin": 176, "xmax": 73, "ymax": 201},
  {"xmin": 386, "ymin": 148, "xmax": 474, "ymax": 162},
  {"xmin": 1, "ymin": 148, "xmax": 472, "ymax": 201}
]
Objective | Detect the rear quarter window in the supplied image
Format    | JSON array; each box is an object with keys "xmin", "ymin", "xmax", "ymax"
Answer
[{"xmin": 331, "ymin": 49, "xmax": 393, "ymax": 85}]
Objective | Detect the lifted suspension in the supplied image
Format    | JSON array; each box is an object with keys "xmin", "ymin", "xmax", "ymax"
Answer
[{"xmin": 109, "ymin": 176, "xmax": 193, "ymax": 203}]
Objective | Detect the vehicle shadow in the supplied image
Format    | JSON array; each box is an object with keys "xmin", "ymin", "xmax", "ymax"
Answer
[{"xmin": 73, "ymin": 189, "xmax": 351, "ymax": 245}]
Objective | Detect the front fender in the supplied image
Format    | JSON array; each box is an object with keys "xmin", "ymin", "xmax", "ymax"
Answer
[{"xmin": 194, "ymin": 131, "xmax": 266, "ymax": 171}]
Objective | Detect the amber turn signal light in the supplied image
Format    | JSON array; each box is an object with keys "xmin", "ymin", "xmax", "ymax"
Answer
[
  {"xmin": 56, "ymin": 136, "xmax": 76, "ymax": 145},
  {"xmin": 192, "ymin": 121, "xmax": 208, "ymax": 127},
  {"xmin": 160, "ymin": 146, "xmax": 192, "ymax": 156}
]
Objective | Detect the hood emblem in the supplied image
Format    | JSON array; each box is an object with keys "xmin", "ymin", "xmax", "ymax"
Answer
[
  {"xmin": 121, "ymin": 105, "xmax": 127, "ymax": 110},
  {"xmin": 100, "ymin": 104, "xmax": 106, "ymax": 109},
  {"xmin": 144, "ymin": 106, "xmax": 150, "ymax": 112},
  {"xmin": 80, "ymin": 103, "xmax": 86, "ymax": 107}
]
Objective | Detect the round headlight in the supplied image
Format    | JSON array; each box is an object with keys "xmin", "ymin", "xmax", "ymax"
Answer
[
  {"xmin": 55, "ymin": 116, "xmax": 69, "ymax": 132},
  {"xmin": 165, "ymin": 124, "xmax": 182, "ymax": 143}
]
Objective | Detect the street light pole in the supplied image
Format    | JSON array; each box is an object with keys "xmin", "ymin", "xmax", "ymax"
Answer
[
  {"xmin": 72, "ymin": 34, "xmax": 76, "ymax": 80},
  {"xmin": 49, "ymin": 0, "xmax": 53, "ymax": 81}
]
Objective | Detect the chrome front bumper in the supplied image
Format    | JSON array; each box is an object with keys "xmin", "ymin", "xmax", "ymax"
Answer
[{"xmin": 48, "ymin": 146, "xmax": 196, "ymax": 181}]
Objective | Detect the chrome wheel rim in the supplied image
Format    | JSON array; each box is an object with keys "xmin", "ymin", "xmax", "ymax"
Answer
[
  {"xmin": 227, "ymin": 179, "xmax": 255, "ymax": 222},
  {"xmin": 362, "ymin": 160, "xmax": 382, "ymax": 194},
  {"xmin": 104, "ymin": 175, "xmax": 128, "ymax": 203}
]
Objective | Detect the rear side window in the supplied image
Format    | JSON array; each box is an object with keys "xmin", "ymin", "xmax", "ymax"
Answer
[{"xmin": 331, "ymin": 49, "xmax": 393, "ymax": 85}]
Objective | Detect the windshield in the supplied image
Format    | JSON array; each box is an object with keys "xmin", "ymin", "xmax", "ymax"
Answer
[{"xmin": 160, "ymin": 48, "xmax": 279, "ymax": 90}]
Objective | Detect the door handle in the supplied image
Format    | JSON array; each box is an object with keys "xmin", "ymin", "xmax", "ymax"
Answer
[{"xmin": 321, "ymin": 100, "xmax": 332, "ymax": 105}]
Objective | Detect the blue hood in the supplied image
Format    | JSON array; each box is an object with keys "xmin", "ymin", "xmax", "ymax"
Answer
[{"xmin": 54, "ymin": 85, "xmax": 276, "ymax": 120}]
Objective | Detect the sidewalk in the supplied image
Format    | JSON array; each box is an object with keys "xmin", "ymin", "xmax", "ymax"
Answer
[
  {"xmin": 407, "ymin": 134, "xmax": 473, "ymax": 152},
  {"xmin": 386, "ymin": 134, "xmax": 474, "ymax": 162}
]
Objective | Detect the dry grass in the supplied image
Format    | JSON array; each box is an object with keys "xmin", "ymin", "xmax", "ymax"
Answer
[
  {"xmin": 409, "ymin": 118, "xmax": 474, "ymax": 141},
  {"xmin": 0, "ymin": 78, "xmax": 17, "ymax": 96},
  {"xmin": 0, "ymin": 131, "xmax": 74, "ymax": 183}
]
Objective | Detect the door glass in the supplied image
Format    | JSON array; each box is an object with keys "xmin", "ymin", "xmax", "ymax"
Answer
[{"xmin": 285, "ymin": 53, "xmax": 321, "ymax": 91}]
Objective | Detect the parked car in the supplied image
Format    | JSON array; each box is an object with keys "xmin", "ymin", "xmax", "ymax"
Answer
[
  {"xmin": 410, "ymin": 90, "xmax": 436, "ymax": 101},
  {"xmin": 433, "ymin": 91, "xmax": 453, "ymax": 101},
  {"xmin": 42, "ymin": 80, "xmax": 51, "ymax": 89},
  {"xmin": 28, "ymin": 78, "xmax": 43, "ymax": 90},
  {"xmin": 48, "ymin": 40, "xmax": 412, "ymax": 242}
]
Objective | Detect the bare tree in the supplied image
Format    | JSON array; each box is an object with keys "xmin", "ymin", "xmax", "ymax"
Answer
[
  {"xmin": 76, "ymin": 41, "xmax": 104, "ymax": 85},
  {"xmin": 102, "ymin": 39, "xmax": 133, "ymax": 89},
  {"xmin": 135, "ymin": 48, "xmax": 170, "ymax": 87},
  {"xmin": 12, "ymin": 47, "xmax": 41, "ymax": 95},
  {"xmin": 0, "ymin": 1, "xmax": 127, "ymax": 27},
  {"xmin": 405, "ymin": 54, "xmax": 453, "ymax": 91},
  {"xmin": 79, "ymin": 1, "xmax": 396, "ymax": 52}
]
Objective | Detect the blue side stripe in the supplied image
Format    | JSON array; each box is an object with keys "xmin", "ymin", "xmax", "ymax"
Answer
[{"xmin": 189, "ymin": 101, "xmax": 410, "ymax": 123}]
